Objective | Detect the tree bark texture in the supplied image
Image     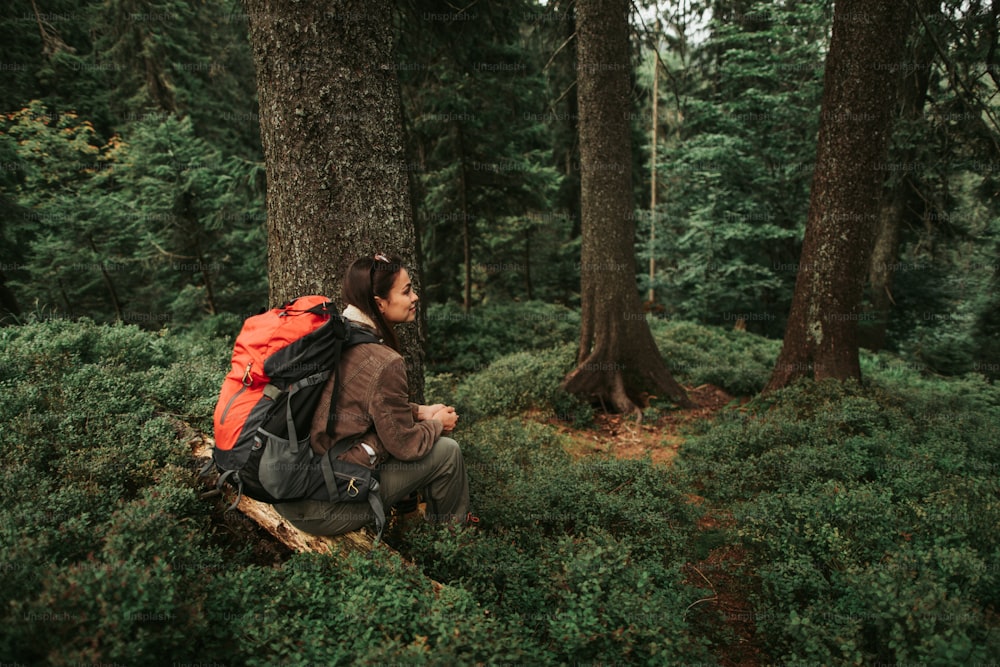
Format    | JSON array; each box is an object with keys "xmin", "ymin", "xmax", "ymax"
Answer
[
  {"xmin": 766, "ymin": 0, "xmax": 913, "ymax": 391},
  {"xmin": 863, "ymin": 0, "xmax": 938, "ymax": 352},
  {"xmin": 243, "ymin": 0, "xmax": 425, "ymax": 399},
  {"xmin": 563, "ymin": 0, "xmax": 693, "ymax": 414}
]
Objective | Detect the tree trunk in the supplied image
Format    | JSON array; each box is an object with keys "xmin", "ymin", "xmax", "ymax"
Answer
[
  {"xmin": 865, "ymin": 189, "xmax": 905, "ymax": 351},
  {"xmin": 648, "ymin": 36, "xmax": 659, "ymax": 304},
  {"xmin": 562, "ymin": 0, "xmax": 694, "ymax": 415},
  {"xmin": 0, "ymin": 269, "xmax": 20, "ymax": 324},
  {"xmin": 193, "ymin": 236, "xmax": 219, "ymax": 316},
  {"xmin": 863, "ymin": 0, "xmax": 938, "ymax": 352},
  {"xmin": 524, "ymin": 227, "xmax": 534, "ymax": 300},
  {"xmin": 243, "ymin": 0, "xmax": 424, "ymax": 399},
  {"xmin": 88, "ymin": 235, "xmax": 123, "ymax": 322},
  {"xmin": 765, "ymin": 0, "xmax": 914, "ymax": 392},
  {"xmin": 456, "ymin": 125, "xmax": 471, "ymax": 313}
]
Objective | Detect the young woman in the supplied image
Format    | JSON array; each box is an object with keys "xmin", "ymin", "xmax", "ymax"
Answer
[{"xmin": 273, "ymin": 253, "xmax": 470, "ymax": 536}]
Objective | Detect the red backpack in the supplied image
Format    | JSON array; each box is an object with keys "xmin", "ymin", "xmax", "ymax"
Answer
[{"xmin": 206, "ymin": 296, "xmax": 385, "ymax": 533}]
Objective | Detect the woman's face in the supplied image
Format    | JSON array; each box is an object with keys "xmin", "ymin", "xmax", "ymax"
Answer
[{"xmin": 375, "ymin": 268, "xmax": 418, "ymax": 324}]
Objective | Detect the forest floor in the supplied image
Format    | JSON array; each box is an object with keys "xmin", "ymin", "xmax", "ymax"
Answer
[
  {"xmin": 551, "ymin": 383, "xmax": 739, "ymax": 464},
  {"xmin": 548, "ymin": 383, "xmax": 765, "ymax": 667},
  {"xmin": 213, "ymin": 384, "xmax": 766, "ymax": 664}
]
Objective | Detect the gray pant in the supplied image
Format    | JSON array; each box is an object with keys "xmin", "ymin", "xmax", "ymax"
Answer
[{"xmin": 273, "ymin": 437, "xmax": 469, "ymax": 536}]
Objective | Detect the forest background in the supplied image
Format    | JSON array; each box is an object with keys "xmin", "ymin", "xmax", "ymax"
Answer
[
  {"xmin": 1, "ymin": 0, "xmax": 999, "ymax": 665},
  {"xmin": 2, "ymin": 0, "xmax": 998, "ymax": 373}
]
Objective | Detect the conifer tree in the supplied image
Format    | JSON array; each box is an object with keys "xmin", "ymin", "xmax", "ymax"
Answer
[
  {"xmin": 563, "ymin": 0, "xmax": 693, "ymax": 414},
  {"xmin": 766, "ymin": 0, "xmax": 914, "ymax": 390},
  {"xmin": 242, "ymin": 0, "xmax": 425, "ymax": 394}
]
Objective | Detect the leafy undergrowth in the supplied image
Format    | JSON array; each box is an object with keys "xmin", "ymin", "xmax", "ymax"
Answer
[{"xmin": 2, "ymin": 311, "xmax": 997, "ymax": 666}]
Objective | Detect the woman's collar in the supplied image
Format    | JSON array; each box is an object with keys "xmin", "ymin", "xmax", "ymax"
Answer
[{"xmin": 342, "ymin": 304, "xmax": 377, "ymax": 330}]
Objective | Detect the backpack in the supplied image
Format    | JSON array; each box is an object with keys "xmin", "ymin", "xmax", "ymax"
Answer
[{"xmin": 205, "ymin": 295, "xmax": 386, "ymax": 537}]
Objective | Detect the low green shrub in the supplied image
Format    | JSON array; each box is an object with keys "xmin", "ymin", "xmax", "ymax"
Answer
[
  {"xmin": 453, "ymin": 342, "xmax": 591, "ymax": 424},
  {"xmin": 425, "ymin": 300, "xmax": 580, "ymax": 375},
  {"xmin": 0, "ymin": 320, "xmax": 226, "ymax": 662},
  {"xmin": 649, "ymin": 318, "xmax": 780, "ymax": 395},
  {"xmin": 543, "ymin": 530, "xmax": 712, "ymax": 665},
  {"xmin": 676, "ymin": 373, "xmax": 1000, "ymax": 665},
  {"xmin": 205, "ymin": 549, "xmax": 544, "ymax": 667},
  {"xmin": 6, "ymin": 314, "xmax": 996, "ymax": 664},
  {"xmin": 403, "ymin": 524, "xmax": 713, "ymax": 666},
  {"xmin": 0, "ymin": 318, "xmax": 714, "ymax": 664}
]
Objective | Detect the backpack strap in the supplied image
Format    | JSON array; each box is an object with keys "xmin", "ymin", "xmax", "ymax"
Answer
[
  {"xmin": 325, "ymin": 324, "xmax": 383, "ymax": 438},
  {"xmin": 325, "ymin": 336, "xmax": 346, "ymax": 439},
  {"xmin": 216, "ymin": 469, "xmax": 243, "ymax": 512}
]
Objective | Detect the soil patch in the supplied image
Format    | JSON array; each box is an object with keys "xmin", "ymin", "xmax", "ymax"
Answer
[{"xmin": 550, "ymin": 383, "xmax": 741, "ymax": 465}]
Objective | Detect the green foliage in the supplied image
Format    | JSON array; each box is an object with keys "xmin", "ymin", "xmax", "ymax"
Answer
[
  {"xmin": 649, "ymin": 317, "xmax": 780, "ymax": 395},
  {"xmin": 425, "ymin": 300, "xmax": 580, "ymax": 374},
  {"xmin": 207, "ymin": 550, "xmax": 539, "ymax": 667},
  {"xmin": 398, "ymin": 1, "xmax": 573, "ymax": 304},
  {"xmin": 424, "ymin": 301, "xmax": 591, "ymax": 424},
  {"xmin": 452, "ymin": 343, "xmax": 588, "ymax": 422},
  {"xmin": 637, "ymin": 1, "xmax": 831, "ymax": 337},
  {"xmin": 0, "ymin": 318, "xmax": 715, "ymax": 664},
  {"xmin": 2, "ymin": 102, "xmax": 266, "ymax": 327},
  {"xmin": 404, "ymin": 416, "xmax": 710, "ymax": 664},
  {"xmin": 0, "ymin": 0, "xmax": 264, "ymax": 328},
  {"xmin": 677, "ymin": 371, "xmax": 1000, "ymax": 664},
  {"xmin": 4, "ymin": 316, "xmax": 999, "ymax": 663},
  {"xmin": 0, "ymin": 319, "xmax": 220, "ymax": 662}
]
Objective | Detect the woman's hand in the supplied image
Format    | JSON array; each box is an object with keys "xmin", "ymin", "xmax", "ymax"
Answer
[
  {"xmin": 430, "ymin": 405, "xmax": 459, "ymax": 433},
  {"xmin": 416, "ymin": 403, "xmax": 446, "ymax": 421}
]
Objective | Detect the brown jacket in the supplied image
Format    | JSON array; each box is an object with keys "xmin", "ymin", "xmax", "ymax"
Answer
[{"xmin": 308, "ymin": 324, "xmax": 442, "ymax": 468}]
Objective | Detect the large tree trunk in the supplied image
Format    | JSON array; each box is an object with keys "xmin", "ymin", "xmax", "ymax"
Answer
[
  {"xmin": 765, "ymin": 0, "xmax": 913, "ymax": 392},
  {"xmin": 562, "ymin": 0, "xmax": 693, "ymax": 415},
  {"xmin": 244, "ymin": 0, "xmax": 424, "ymax": 399},
  {"xmin": 862, "ymin": 0, "xmax": 938, "ymax": 352}
]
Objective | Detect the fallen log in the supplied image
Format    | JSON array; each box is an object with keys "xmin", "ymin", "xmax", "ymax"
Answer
[
  {"xmin": 188, "ymin": 431, "xmax": 444, "ymax": 591},
  {"xmin": 189, "ymin": 433, "xmax": 376, "ymax": 558}
]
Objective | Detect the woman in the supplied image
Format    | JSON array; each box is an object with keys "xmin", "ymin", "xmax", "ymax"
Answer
[{"xmin": 273, "ymin": 253, "xmax": 470, "ymax": 536}]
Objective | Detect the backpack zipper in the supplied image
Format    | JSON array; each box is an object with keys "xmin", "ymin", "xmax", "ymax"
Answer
[
  {"xmin": 334, "ymin": 471, "xmax": 362, "ymax": 498},
  {"xmin": 218, "ymin": 385, "xmax": 246, "ymax": 425},
  {"xmin": 219, "ymin": 361, "xmax": 254, "ymax": 425}
]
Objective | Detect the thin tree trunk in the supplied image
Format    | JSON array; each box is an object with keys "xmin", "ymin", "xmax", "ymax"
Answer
[
  {"xmin": 649, "ymin": 35, "xmax": 659, "ymax": 304},
  {"xmin": 766, "ymin": 0, "xmax": 913, "ymax": 391},
  {"xmin": 865, "ymin": 187, "xmax": 906, "ymax": 351},
  {"xmin": 563, "ymin": 0, "xmax": 693, "ymax": 414},
  {"xmin": 456, "ymin": 126, "xmax": 471, "ymax": 313},
  {"xmin": 0, "ymin": 269, "xmax": 21, "ymax": 324},
  {"xmin": 863, "ymin": 0, "xmax": 937, "ymax": 351},
  {"xmin": 194, "ymin": 237, "xmax": 219, "ymax": 316},
  {"xmin": 88, "ymin": 235, "xmax": 123, "ymax": 322},
  {"xmin": 524, "ymin": 227, "xmax": 533, "ymax": 300},
  {"xmin": 200, "ymin": 264, "xmax": 218, "ymax": 316}
]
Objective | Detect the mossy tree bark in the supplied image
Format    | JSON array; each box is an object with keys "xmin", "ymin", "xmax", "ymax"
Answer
[
  {"xmin": 562, "ymin": 0, "xmax": 693, "ymax": 415},
  {"xmin": 766, "ymin": 0, "xmax": 913, "ymax": 392},
  {"xmin": 243, "ymin": 0, "xmax": 425, "ymax": 399}
]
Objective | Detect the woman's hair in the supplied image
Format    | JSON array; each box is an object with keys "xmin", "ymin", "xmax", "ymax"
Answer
[{"xmin": 342, "ymin": 253, "xmax": 406, "ymax": 351}]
